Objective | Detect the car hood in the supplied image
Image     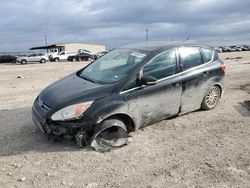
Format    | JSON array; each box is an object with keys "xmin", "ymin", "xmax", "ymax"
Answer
[{"xmin": 39, "ymin": 73, "xmax": 114, "ymax": 109}]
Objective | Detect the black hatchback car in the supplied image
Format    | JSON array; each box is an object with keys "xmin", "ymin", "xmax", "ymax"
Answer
[
  {"xmin": 32, "ymin": 42, "xmax": 225, "ymax": 151},
  {"xmin": 67, "ymin": 52, "xmax": 94, "ymax": 62}
]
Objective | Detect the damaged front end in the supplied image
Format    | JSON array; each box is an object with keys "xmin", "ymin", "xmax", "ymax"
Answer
[
  {"xmin": 32, "ymin": 106, "xmax": 91, "ymax": 143},
  {"xmin": 32, "ymin": 103, "xmax": 128, "ymax": 151}
]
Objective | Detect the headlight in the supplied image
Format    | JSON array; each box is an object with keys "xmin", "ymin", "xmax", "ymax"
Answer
[{"xmin": 51, "ymin": 101, "xmax": 93, "ymax": 121}]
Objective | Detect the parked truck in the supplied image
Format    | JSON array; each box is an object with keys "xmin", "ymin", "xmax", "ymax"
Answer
[{"xmin": 49, "ymin": 51, "xmax": 76, "ymax": 62}]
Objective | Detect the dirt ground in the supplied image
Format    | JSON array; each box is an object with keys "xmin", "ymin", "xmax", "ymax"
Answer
[{"xmin": 0, "ymin": 52, "xmax": 250, "ymax": 188}]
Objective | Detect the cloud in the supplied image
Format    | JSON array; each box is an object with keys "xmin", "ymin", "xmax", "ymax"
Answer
[{"xmin": 0, "ymin": 0, "xmax": 249, "ymax": 51}]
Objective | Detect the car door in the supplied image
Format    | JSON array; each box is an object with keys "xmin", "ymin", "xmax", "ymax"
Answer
[
  {"xmin": 59, "ymin": 52, "xmax": 66, "ymax": 60},
  {"xmin": 122, "ymin": 49, "xmax": 182, "ymax": 127},
  {"xmin": 80, "ymin": 53, "xmax": 90, "ymax": 61},
  {"xmin": 178, "ymin": 47, "xmax": 212, "ymax": 114},
  {"xmin": 35, "ymin": 53, "xmax": 43, "ymax": 61},
  {"xmin": 28, "ymin": 54, "xmax": 36, "ymax": 62}
]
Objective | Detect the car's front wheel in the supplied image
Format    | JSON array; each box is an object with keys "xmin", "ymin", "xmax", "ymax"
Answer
[
  {"xmin": 201, "ymin": 85, "xmax": 221, "ymax": 110},
  {"xmin": 88, "ymin": 57, "xmax": 94, "ymax": 62},
  {"xmin": 21, "ymin": 59, "xmax": 27, "ymax": 64},
  {"xmin": 90, "ymin": 119, "xmax": 128, "ymax": 152},
  {"xmin": 40, "ymin": 59, "xmax": 46, "ymax": 63}
]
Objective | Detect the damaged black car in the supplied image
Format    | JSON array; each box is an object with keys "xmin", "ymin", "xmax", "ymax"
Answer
[{"xmin": 32, "ymin": 42, "xmax": 225, "ymax": 151}]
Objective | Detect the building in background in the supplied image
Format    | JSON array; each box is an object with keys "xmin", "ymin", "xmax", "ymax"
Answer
[{"xmin": 30, "ymin": 42, "xmax": 106, "ymax": 54}]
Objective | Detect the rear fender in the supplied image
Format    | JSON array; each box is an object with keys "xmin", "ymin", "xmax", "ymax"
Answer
[{"xmin": 203, "ymin": 76, "xmax": 224, "ymax": 98}]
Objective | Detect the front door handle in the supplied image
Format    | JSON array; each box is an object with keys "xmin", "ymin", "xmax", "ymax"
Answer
[{"xmin": 171, "ymin": 83, "xmax": 180, "ymax": 87}]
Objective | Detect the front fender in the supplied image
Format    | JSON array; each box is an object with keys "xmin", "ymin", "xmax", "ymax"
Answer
[{"xmin": 86, "ymin": 98, "xmax": 130, "ymax": 124}]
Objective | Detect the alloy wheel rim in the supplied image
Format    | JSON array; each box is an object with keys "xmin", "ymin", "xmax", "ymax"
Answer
[{"xmin": 206, "ymin": 87, "xmax": 220, "ymax": 108}]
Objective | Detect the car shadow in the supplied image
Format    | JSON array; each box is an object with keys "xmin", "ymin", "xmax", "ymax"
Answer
[
  {"xmin": 234, "ymin": 103, "xmax": 250, "ymax": 117},
  {"xmin": 0, "ymin": 107, "xmax": 94, "ymax": 157}
]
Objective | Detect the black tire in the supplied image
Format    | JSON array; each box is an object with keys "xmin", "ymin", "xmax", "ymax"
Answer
[
  {"xmin": 54, "ymin": 58, "xmax": 59, "ymax": 62},
  {"xmin": 40, "ymin": 59, "xmax": 46, "ymax": 63},
  {"xmin": 90, "ymin": 119, "xmax": 128, "ymax": 152},
  {"xmin": 88, "ymin": 57, "xmax": 94, "ymax": 62},
  {"xmin": 21, "ymin": 59, "xmax": 27, "ymax": 64},
  {"xmin": 201, "ymin": 85, "xmax": 221, "ymax": 110}
]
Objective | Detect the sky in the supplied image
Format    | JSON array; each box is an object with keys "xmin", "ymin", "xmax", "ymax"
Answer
[{"xmin": 0, "ymin": 0, "xmax": 250, "ymax": 51}]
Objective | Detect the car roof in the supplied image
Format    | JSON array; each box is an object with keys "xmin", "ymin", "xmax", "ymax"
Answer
[{"xmin": 120, "ymin": 41, "xmax": 213, "ymax": 52}]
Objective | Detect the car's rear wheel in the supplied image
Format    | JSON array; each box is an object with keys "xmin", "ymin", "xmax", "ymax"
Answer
[
  {"xmin": 40, "ymin": 59, "xmax": 46, "ymax": 63},
  {"xmin": 21, "ymin": 59, "xmax": 27, "ymax": 64},
  {"xmin": 90, "ymin": 119, "xmax": 128, "ymax": 152},
  {"xmin": 54, "ymin": 58, "xmax": 59, "ymax": 62},
  {"xmin": 201, "ymin": 85, "xmax": 221, "ymax": 110}
]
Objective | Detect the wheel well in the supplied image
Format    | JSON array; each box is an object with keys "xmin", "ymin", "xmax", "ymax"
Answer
[
  {"xmin": 214, "ymin": 84, "xmax": 223, "ymax": 97},
  {"xmin": 104, "ymin": 114, "xmax": 135, "ymax": 133}
]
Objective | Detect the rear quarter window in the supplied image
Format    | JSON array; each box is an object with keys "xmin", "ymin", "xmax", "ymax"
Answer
[
  {"xmin": 213, "ymin": 51, "xmax": 219, "ymax": 60},
  {"xmin": 202, "ymin": 48, "xmax": 214, "ymax": 62}
]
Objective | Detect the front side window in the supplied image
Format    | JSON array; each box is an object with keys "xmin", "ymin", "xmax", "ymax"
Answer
[
  {"xmin": 202, "ymin": 48, "xmax": 214, "ymax": 62},
  {"xmin": 179, "ymin": 47, "xmax": 202, "ymax": 71},
  {"xmin": 143, "ymin": 50, "xmax": 177, "ymax": 79},
  {"xmin": 123, "ymin": 74, "xmax": 140, "ymax": 91},
  {"xmin": 79, "ymin": 48, "xmax": 147, "ymax": 84}
]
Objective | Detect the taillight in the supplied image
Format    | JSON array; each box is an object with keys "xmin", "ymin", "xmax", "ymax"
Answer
[{"xmin": 220, "ymin": 63, "xmax": 226, "ymax": 73}]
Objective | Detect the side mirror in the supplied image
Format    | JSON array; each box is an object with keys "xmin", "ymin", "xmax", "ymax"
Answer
[{"xmin": 141, "ymin": 76, "xmax": 157, "ymax": 86}]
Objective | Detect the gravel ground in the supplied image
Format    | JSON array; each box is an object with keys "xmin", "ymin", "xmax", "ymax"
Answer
[{"xmin": 0, "ymin": 52, "xmax": 249, "ymax": 188}]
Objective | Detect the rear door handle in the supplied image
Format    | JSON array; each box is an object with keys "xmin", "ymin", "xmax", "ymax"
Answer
[{"xmin": 202, "ymin": 71, "xmax": 209, "ymax": 77}]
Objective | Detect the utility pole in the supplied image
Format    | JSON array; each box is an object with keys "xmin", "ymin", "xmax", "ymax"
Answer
[
  {"xmin": 45, "ymin": 33, "xmax": 48, "ymax": 52},
  {"xmin": 145, "ymin": 29, "xmax": 149, "ymax": 42},
  {"xmin": 172, "ymin": 34, "xmax": 175, "ymax": 41}
]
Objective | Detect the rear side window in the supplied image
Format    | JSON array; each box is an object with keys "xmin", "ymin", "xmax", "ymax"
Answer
[
  {"xmin": 143, "ymin": 50, "xmax": 177, "ymax": 79},
  {"xmin": 179, "ymin": 47, "xmax": 202, "ymax": 71},
  {"xmin": 202, "ymin": 48, "xmax": 214, "ymax": 62}
]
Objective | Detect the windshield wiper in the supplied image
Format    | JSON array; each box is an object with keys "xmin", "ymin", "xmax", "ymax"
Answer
[{"xmin": 81, "ymin": 75, "xmax": 95, "ymax": 83}]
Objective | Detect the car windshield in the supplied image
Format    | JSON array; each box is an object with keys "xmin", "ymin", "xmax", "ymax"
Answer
[{"xmin": 79, "ymin": 48, "xmax": 147, "ymax": 84}]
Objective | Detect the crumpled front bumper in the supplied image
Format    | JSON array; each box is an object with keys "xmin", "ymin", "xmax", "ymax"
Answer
[
  {"xmin": 32, "ymin": 107, "xmax": 51, "ymax": 134},
  {"xmin": 32, "ymin": 106, "xmax": 94, "ymax": 137}
]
